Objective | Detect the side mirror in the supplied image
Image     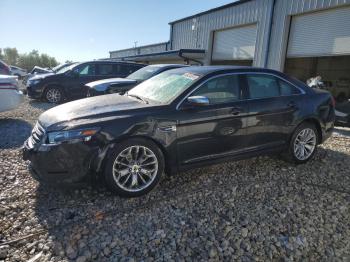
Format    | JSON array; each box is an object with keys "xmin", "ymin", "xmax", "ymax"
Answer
[{"xmin": 182, "ymin": 96, "xmax": 209, "ymax": 109}]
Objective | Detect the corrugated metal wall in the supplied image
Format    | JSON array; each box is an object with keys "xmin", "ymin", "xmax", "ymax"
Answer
[
  {"xmin": 110, "ymin": 42, "xmax": 169, "ymax": 59},
  {"xmin": 109, "ymin": 0, "xmax": 350, "ymax": 68},
  {"xmin": 171, "ymin": 0, "xmax": 274, "ymax": 67},
  {"xmin": 268, "ymin": 0, "xmax": 350, "ymax": 70}
]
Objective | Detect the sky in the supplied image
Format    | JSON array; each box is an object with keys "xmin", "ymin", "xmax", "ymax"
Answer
[{"xmin": 0, "ymin": 0, "xmax": 234, "ymax": 63}]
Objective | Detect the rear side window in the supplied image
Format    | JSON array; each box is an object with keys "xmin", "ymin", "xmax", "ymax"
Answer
[
  {"xmin": 97, "ymin": 64, "xmax": 113, "ymax": 75},
  {"xmin": 246, "ymin": 74, "xmax": 301, "ymax": 99},
  {"xmin": 192, "ymin": 74, "xmax": 240, "ymax": 104},
  {"xmin": 116, "ymin": 64, "xmax": 141, "ymax": 76},
  {"xmin": 278, "ymin": 79, "xmax": 301, "ymax": 95},
  {"xmin": 247, "ymin": 74, "xmax": 279, "ymax": 99}
]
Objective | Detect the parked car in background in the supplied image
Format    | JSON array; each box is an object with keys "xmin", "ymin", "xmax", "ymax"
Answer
[
  {"xmin": 0, "ymin": 75, "xmax": 24, "ymax": 112},
  {"xmin": 306, "ymin": 76, "xmax": 350, "ymax": 127},
  {"xmin": 23, "ymin": 62, "xmax": 77, "ymax": 84},
  {"xmin": 10, "ymin": 66, "xmax": 27, "ymax": 79},
  {"xmin": 26, "ymin": 61, "xmax": 145, "ymax": 103},
  {"xmin": 334, "ymin": 101, "xmax": 350, "ymax": 127},
  {"xmin": 0, "ymin": 60, "xmax": 11, "ymax": 75},
  {"xmin": 86, "ymin": 64, "xmax": 187, "ymax": 96},
  {"xmin": 23, "ymin": 66, "xmax": 335, "ymax": 197}
]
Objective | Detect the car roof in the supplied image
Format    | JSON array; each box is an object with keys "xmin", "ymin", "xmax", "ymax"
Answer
[
  {"xmin": 167, "ymin": 65, "xmax": 283, "ymax": 76},
  {"xmin": 72, "ymin": 60, "xmax": 146, "ymax": 68},
  {"xmin": 147, "ymin": 64, "xmax": 187, "ymax": 68}
]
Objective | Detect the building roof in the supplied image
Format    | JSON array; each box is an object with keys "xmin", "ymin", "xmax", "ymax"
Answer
[
  {"xmin": 169, "ymin": 0, "xmax": 252, "ymax": 25},
  {"xmin": 120, "ymin": 49, "xmax": 206, "ymax": 64},
  {"xmin": 109, "ymin": 42, "xmax": 169, "ymax": 54}
]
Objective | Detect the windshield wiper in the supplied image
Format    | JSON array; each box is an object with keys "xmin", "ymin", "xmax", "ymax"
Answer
[{"xmin": 127, "ymin": 93, "xmax": 149, "ymax": 104}]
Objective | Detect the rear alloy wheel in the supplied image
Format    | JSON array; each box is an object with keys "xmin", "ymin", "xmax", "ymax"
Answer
[
  {"xmin": 104, "ymin": 138, "xmax": 164, "ymax": 197},
  {"xmin": 45, "ymin": 87, "xmax": 63, "ymax": 103},
  {"xmin": 286, "ymin": 123, "xmax": 319, "ymax": 164}
]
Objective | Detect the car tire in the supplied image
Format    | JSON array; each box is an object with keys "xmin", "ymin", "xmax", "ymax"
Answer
[
  {"xmin": 104, "ymin": 138, "xmax": 165, "ymax": 197},
  {"xmin": 44, "ymin": 86, "xmax": 64, "ymax": 103},
  {"xmin": 284, "ymin": 122, "xmax": 319, "ymax": 164}
]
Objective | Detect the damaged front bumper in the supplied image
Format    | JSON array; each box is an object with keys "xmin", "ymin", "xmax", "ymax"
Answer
[{"xmin": 23, "ymin": 140, "xmax": 98, "ymax": 185}]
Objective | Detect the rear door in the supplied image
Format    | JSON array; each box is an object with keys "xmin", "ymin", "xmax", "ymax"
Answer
[
  {"xmin": 176, "ymin": 74, "xmax": 249, "ymax": 165},
  {"xmin": 96, "ymin": 63, "xmax": 115, "ymax": 80},
  {"xmin": 243, "ymin": 73, "xmax": 303, "ymax": 149}
]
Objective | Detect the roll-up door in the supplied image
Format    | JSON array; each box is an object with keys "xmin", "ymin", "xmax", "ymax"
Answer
[
  {"xmin": 212, "ymin": 24, "xmax": 257, "ymax": 61},
  {"xmin": 287, "ymin": 6, "xmax": 350, "ymax": 57}
]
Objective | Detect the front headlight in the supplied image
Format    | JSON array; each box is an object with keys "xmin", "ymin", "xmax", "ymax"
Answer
[
  {"xmin": 29, "ymin": 79, "xmax": 42, "ymax": 85},
  {"xmin": 47, "ymin": 128, "xmax": 100, "ymax": 144}
]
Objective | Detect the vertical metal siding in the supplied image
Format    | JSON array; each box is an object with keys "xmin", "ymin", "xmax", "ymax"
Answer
[
  {"xmin": 171, "ymin": 0, "xmax": 273, "ymax": 67},
  {"xmin": 268, "ymin": 0, "xmax": 350, "ymax": 70}
]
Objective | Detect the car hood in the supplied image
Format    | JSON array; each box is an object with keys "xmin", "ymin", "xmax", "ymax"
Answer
[
  {"xmin": 29, "ymin": 72, "xmax": 55, "ymax": 80},
  {"xmin": 86, "ymin": 78, "xmax": 137, "ymax": 91},
  {"xmin": 39, "ymin": 94, "xmax": 150, "ymax": 130}
]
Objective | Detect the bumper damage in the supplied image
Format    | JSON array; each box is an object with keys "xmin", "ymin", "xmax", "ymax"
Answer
[{"xmin": 23, "ymin": 140, "xmax": 98, "ymax": 185}]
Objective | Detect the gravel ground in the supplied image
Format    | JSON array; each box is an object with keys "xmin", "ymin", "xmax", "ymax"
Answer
[{"xmin": 0, "ymin": 98, "xmax": 349, "ymax": 262}]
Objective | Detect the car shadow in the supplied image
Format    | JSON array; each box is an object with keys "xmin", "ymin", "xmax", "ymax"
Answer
[
  {"xmin": 0, "ymin": 119, "xmax": 33, "ymax": 149},
  {"xmin": 31, "ymin": 145, "xmax": 350, "ymax": 260},
  {"xmin": 333, "ymin": 127, "xmax": 350, "ymax": 137},
  {"xmin": 28, "ymin": 99, "xmax": 56, "ymax": 111}
]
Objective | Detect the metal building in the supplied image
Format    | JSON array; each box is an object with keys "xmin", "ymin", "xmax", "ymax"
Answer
[{"xmin": 110, "ymin": 0, "xmax": 350, "ymax": 100}]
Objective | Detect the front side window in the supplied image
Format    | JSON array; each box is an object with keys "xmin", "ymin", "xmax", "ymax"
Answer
[
  {"xmin": 191, "ymin": 75, "xmax": 240, "ymax": 104},
  {"xmin": 128, "ymin": 71, "xmax": 201, "ymax": 104},
  {"xmin": 74, "ymin": 64, "xmax": 95, "ymax": 76}
]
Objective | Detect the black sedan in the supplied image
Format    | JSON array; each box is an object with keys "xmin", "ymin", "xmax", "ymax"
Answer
[
  {"xmin": 23, "ymin": 66, "xmax": 335, "ymax": 197},
  {"xmin": 86, "ymin": 64, "xmax": 187, "ymax": 96},
  {"xmin": 26, "ymin": 61, "xmax": 145, "ymax": 103}
]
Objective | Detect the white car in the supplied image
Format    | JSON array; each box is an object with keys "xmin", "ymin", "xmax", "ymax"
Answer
[
  {"xmin": 10, "ymin": 66, "xmax": 27, "ymax": 78},
  {"xmin": 0, "ymin": 75, "xmax": 24, "ymax": 112}
]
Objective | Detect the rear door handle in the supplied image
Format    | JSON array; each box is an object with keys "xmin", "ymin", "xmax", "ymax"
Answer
[{"xmin": 231, "ymin": 107, "xmax": 241, "ymax": 115}]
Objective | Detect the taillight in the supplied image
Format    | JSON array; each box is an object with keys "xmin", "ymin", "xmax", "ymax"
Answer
[
  {"xmin": 0, "ymin": 83, "xmax": 18, "ymax": 90},
  {"xmin": 331, "ymin": 96, "xmax": 336, "ymax": 107}
]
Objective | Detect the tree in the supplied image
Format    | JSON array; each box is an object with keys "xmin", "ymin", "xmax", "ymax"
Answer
[
  {"xmin": 3, "ymin": 48, "xmax": 60, "ymax": 71},
  {"xmin": 0, "ymin": 48, "xmax": 3, "ymax": 60},
  {"xmin": 3, "ymin": 47, "xmax": 19, "ymax": 65}
]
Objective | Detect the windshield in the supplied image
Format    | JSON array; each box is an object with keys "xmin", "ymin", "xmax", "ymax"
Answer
[
  {"xmin": 126, "ymin": 65, "xmax": 162, "ymax": 81},
  {"xmin": 55, "ymin": 63, "xmax": 78, "ymax": 74},
  {"xmin": 128, "ymin": 71, "xmax": 201, "ymax": 104}
]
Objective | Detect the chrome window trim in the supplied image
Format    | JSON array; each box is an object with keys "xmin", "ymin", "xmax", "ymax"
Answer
[{"xmin": 176, "ymin": 71, "xmax": 306, "ymax": 110}]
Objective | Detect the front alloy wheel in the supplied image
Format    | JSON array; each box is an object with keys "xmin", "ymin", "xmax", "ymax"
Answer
[
  {"xmin": 104, "ymin": 138, "xmax": 164, "ymax": 197},
  {"xmin": 113, "ymin": 146, "xmax": 158, "ymax": 192},
  {"xmin": 45, "ymin": 87, "xmax": 63, "ymax": 103}
]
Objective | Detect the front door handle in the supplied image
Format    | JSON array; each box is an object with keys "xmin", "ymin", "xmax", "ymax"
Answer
[
  {"xmin": 287, "ymin": 101, "xmax": 296, "ymax": 108},
  {"xmin": 231, "ymin": 107, "xmax": 241, "ymax": 115}
]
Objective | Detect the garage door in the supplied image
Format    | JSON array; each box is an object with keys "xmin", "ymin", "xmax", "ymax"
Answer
[
  {"xmin": 212, "ymin": 24, "xmax": 257, "ymax": 61},
  {"xmin": 287, "ymin": 6, "xmax": 350, "ymax": 57}
]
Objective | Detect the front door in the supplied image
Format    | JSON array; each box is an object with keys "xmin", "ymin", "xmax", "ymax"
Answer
[
  {"xmin": 176, "ymin": 74, "xmax": 249, "ymax": 165},
  {"xmin": 69, "ymin": 63, "xmax": 97, "ymax": 98}
]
